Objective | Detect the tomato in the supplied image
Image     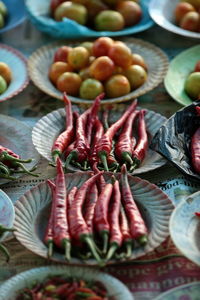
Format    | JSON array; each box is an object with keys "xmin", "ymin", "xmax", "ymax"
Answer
[
  {"xmin": 79, "ymin": 78, "xmax": 104, "ymax": 99},
  {"xmin": 49, "ymin": 62, "xmax": 73, "ymax": 85},
  {"xmin": 56, "ymin": 72, "xmax": 82, "ymax": 96},
  {"xmin": 123, "ymin": 65, "xmax": 147, "ymax": 89},
  {"xmin": 92, "ymin": 37, "xmax": 114, "ymax": 57},
  {"xmin": 54, "ymin": 2, "xmax": 88, "ymax": 25},
  {"xmin": 105, "ymin": 74, "xmax": 130, "ymax": 98},
  {"xmin": 108, "ymin": 41, "xmax": 132, "ymax": 68},
  {"xmin": 0, "ymin": 75, "xmax": 7, "ymax": 94},
  {"xmin": 89, "ymin": 56, "xmax": 115, "ymax": 81},
  {"xmin": 131, "ymin": 53, "xmax": 148, "ymax": 70},
  {"xmin": 68, "ymin": 46, "xmax": 90, "ymax": 70},
  {"xmin": 94, "ymin": 10, "xmax": 125, "ymax": 31},
  {"xmin": 53, "ymin": 46, "xmax": 72, "ymax": 63},
  {"xmin": 116, "ymin": 1, "xmax": 142, "ymax": 27},
  {"xmin": 174, "ymin": 2, "xmax": 195, "ymax": 24},
  {"xmin": 0, "ymin": 62, "xmax": 12, "ymax": 84}
]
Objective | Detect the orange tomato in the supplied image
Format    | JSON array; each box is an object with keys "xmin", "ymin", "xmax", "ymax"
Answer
[
  {"xmin": 92, "ymin": 37, "xmax": 114, "ymax": 57},
  {"xmin": 116, "ymin": 1, "xmax": 142, "ymax": 27},
  {"xmin": 89, "ymin": 56, "xmax": 115, "ymax": 81},
  {"xmin": 105, "ymin": 74, "xmax": 130, "ymax": 98},
  {"xmin": 131, "ymin": 53, "xmax": 148, "ymax": 70},
  {"xmin": 0, "ymin": 62, "xmax": 12, "ymax": 84},
  {"xmin": 108, "ymin": 41, "xmax": 132, "ymax": 68},
  {"xmin": 174, "ymin": 2, "xmax": 195, "ymax": 24},
  {"xmin": 56, "ymin": 72, "xmax": 82, "ymax": 96},
  {"xmin": 49, "ymin": 62, "xmax": 73, "ymax": 85}
]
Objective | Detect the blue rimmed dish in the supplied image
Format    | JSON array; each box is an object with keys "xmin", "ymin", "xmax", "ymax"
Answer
[
  {"xmin": 0, "ymin": 44, "xmax": 29, "ymax": 103},
  {"xmin": 0, "ymin": 0, "xmax": 26, "ymax": 34},
  {"xmin": 25, "ymin": 0, "xmax": 153, "ymax": 39}
]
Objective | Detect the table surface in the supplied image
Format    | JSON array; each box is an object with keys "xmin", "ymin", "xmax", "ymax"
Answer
[{"xmin": 0, "ymin": 14, "xmax": 200, "ymax": 300}]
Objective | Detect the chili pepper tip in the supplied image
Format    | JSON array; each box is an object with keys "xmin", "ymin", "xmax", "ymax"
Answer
[{"xmin": 65, "ymin": 151, "xmax": 77, "ymax": 169}]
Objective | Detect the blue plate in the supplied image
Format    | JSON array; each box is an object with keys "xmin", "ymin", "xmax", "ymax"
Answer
[
  {"xmin": 25, "ymin": 0, "xmax": 154, "ymax": 38},
  {"xmin": 0, "ymin": 44, "xmax": 29, "ymax": 102},
  {"xmin": 170, "ymin": 191, "xmax": 200, "ymax": 267},
  {"xmin": 0, "ymin": 189, "xmax": 15, "ymax": 242},
  {"xmin": 0, "ymin": 0, "xmax": 26, "ymax": 34}
]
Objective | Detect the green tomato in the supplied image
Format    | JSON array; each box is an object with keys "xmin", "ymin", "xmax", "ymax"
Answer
[
  {"xmin": 0, "ymin": 1, "xmax": 7, "ymax": 17},
  {"xmin": 79, "ymin": 78, "xmax": 104, "ymax": 100},
  {"xmin": 185, "ymin": 72, "xmax": 200, "ymax": 100},
  {"xmin": 0, "ymin": 13, "xmax": 4, "ymax": 28},
  {"xmin": 0, "ymin": 75, "xmax": 7, "ymax": 94}
]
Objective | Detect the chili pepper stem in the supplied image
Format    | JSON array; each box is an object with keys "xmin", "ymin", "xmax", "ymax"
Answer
[
  {"xmin": 0, "ymin": 243, "xmax": 10, "ymax": 262},
  {"xmin": 47, "ymin": 241, "xmax": 53, "ymax": 259},
  {"xmin": 63, "ymin": 239, "xmax": 71, "ymax": 262},
  {"xmin": 106, "ymin": 243, "xmax": 118, "ymax": 261},
  {"xmin": 83, "ymin": 161, "xmax": 88, "ymax": 171},
  {"xmin": 65, "ymin": 151, "xmax": 77, "ymax": 169},
  {"xmin": 0, "ymin": 225, "xmax": 15, "ymax": 233},
  {"xmin": 83, "ymin": 236, "xmax": 103, "ymax": 265},
  {"xmin": 122, "ymin": 152, "xmax": 133, "ymax": 165},
  {"xmin": 15, "ymin": 163, "xmax": 39, "ymax": 177},
  {"xmin": 1, "ymin": 151, "xmax": 32, "ymax": 163},
  {"xmin": 137, "ymin": 235, "xmax": 148, "ymax": 246},
  {"xmin": 125, "ymin": 243, "xmax": 133, "ymax": 258},
  {"xmin": 52, "ymin": 152, "xmax": 60, "ymax": 164},
  {"xmin": 102, "ymin": 232, "xmax": 109, "ymax": 255},
  {"xmin": 129, "ymin": 163, "xmax": 137, "ymax": 173},
  {"xmin": 0, "ymin": 173, "xmax": 16, "ymax": 180},
  {"xmin": 99, "ymin": 153, "xmax": 109, "ymax": 172}
]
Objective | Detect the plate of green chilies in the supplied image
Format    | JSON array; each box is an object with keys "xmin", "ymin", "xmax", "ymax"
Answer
[
  {"xmin": 32, "ymin": 99, "xmax": 167, "ymax": 175},
  {"xmin": 14, "ymin": 169, "xmax": 174, "ymax": 266},
  {"xmin": 0, "ymin": 114, "xmax": 41, "ymax": 184}
]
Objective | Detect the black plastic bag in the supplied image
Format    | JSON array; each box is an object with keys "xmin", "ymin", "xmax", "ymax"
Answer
[{"xmin": 150, "ymin": 101, "xmax": 200, "ymax": 181}]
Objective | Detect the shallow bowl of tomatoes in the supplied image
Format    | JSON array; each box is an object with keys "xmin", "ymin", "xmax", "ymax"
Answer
[
  {"xmin": 28, "ymin": 37, "xmax": 168, "ymax": 105},
  {"xmin": 149, "ymin": 0, "xmax": 200, "ymax": 39},
  {"xmin": 0, "ymin": 265, "xmax": 134, "ymax": 300},
  {"xmin": 25, "ymin": 0, "xmax": 153, "ymax": 39}
]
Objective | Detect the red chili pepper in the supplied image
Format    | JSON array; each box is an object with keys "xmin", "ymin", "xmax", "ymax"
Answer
[
  {"xmin": 93, "ymin": 163, "xmax": 106, "ymax": 193},
  {"xmin": 195, "ymin": 212, "xmax": 200, "ymax": 217},
  {"xmin": 89, "ymin": 118, "xmax": 105, "ymax": 168},
  {"xmin": 94, "ymin": 178, "xmax": 114, "ymax": 255},
  {"xmin": 86, "ymin": 93, "xmax": 104, "ymax": 146},
  {"xmin": 68, "ymin": 172, "xmax": 103, "ymax": 264},
  {"xmin": 115, "ymin": 110, "xmax": 139, "ymax": 165},
  {"xmin": 67, "ymin": 186, "xmax": 78, "ymax": 208},
  {"xmin": 95, "ymin": 99, "xmax": 138, "ymax": 171},
  {"xmin": 191, "ymin": 127, "xmax": 200, "ymax": 174},
  {"xmin": 120, "ymin": 206, "xmax": 133, "ymax": 258},
  {"xmin": 51, "ymin": 92, "xmax": 74, "ymax": 162},
  {"xmin": 106, "ymin": 179, "xmax": 122, "ymax": 260},
  {"xmin": 84, "ymin": 183, "xmax": 98, "ymax": 232},
  {"xmin": 132, "ymin": 110, "xmax": 148, "ymax": 170},
  {"xmin": 120, "ymin": 164, "xmax": 148, "ymax": 244},
  {"xmin": 53, "ymin": 158, "xmax": 71, "ymax": 261},
  {"xmin": 195, "ymin": 106, "xmax": 200, "ymax": 116},
  {"xmin": 65, "ymin": 96, "xmax": 102, "ymax": 169},
  {"xmin": 44, "ymin": 179, "xmax": 56, "ymax": 258}
]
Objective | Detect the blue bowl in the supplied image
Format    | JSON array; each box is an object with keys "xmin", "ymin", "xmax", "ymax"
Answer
[
  {"xmin": 0, "ymin": 0, "xmax": 26, "ymax": 34},
  {"xmin": 25, "ymin": 0, "xmax": 154, "ymax": 39}
]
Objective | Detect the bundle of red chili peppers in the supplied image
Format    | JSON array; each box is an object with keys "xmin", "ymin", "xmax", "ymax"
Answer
[
  {"xmin": 16, "ymin": 277, "xmax": 108, "ymax": 300},
  {"xmin": 0, "ymin": 145, "xmax": 39, "ymax": 181},
  {"xmin": 44, "ymin": 159, "xmax": 148, "ymax": 265},
  {"xmin": 51, "ymin": 93, "xmax": 148, "ymax": 173}
]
